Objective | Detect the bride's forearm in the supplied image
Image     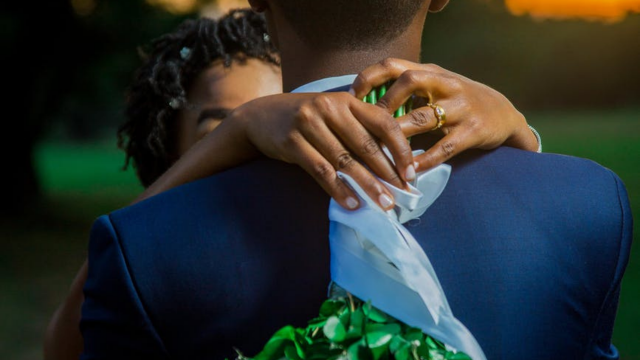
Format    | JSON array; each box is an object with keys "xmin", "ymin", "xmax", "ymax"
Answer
[{"xmin": 132, "ymin": 115, "xmax": 258, "ymax": 204}]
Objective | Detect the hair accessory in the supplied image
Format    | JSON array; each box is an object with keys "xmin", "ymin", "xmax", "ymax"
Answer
[
  {"xmin": 169, "ymin": 99, "xmax": 181, "ymax": 110},
  {"xmin": 180, "ymin": 47, "xmax": 191, "ymax": 60},
  {"xmin": 262, "ymin": 33, "xmax": 270, "ymax": 43}
]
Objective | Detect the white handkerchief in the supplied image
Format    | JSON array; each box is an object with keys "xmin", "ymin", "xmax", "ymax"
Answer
[{"xmin": 328, "ymin": 162, "xmax": 486, "ymax": 360}]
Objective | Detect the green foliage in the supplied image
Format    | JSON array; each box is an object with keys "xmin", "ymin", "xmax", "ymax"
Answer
[{"xmin": 240, "ymin": 294, "xmax": 471, "ymax": 360}]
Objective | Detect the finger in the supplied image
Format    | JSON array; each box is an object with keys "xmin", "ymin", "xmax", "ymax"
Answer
[
  {"xmin": 395, "ymin": 106, "xmax": 439, "ymax": 138},
  {"xmin": 349, "ymin": 58, "xmax": 411, "ymax": 99},
  {"xmin": 289, "ymin": 139, "xmax": 362, "ymax": 210},
  {"xmin": 350, "ymin": 59, "xmax": 447, "ymax": 99},
  {"xmin": 413, "ymin": 128, "xmax": 475, "ymax": 171},
  {"xmin": 348, "ymin": 100, "xmax": 415, "ymax": 183},
  {"xmin": 299, "ymin": 114, "xmax": 396, "ymax": 210},
  {"xmin": 375, "ymin": 70, "xmax": 445, "ymax": 115}
]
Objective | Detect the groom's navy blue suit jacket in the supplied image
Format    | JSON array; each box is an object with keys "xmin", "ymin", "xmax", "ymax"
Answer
[{"xmin": 81, "ymin": 90, "xmax": 633, "ymax": 360}]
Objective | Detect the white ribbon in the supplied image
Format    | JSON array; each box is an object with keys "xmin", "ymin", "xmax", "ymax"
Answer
[{"xmin": 328, "ymin": 157, "xmax": 486, "ymax": 360}]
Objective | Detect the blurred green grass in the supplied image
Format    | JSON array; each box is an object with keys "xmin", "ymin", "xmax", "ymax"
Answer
[{"xmin": 1, "ymin": 108, "xmax": 638, "ymax": 360}]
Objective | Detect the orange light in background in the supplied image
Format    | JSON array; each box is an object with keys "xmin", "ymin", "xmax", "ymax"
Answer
[
  {"xmin": 145, "ymin": 0, "xmax": 199, "ymax": 14},
  {"xmin": 505, "ymin": 0, "xmax": 640, "ymax": 22},
  {"xmin": 71, "ymin": 0, "xmax": 97, "ymax": 17}
]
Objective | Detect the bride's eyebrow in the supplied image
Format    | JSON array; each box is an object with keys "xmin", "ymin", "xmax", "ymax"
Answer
[{"xmin": 197, "ymin": 108, "xmax": 231, "ymax": 123}]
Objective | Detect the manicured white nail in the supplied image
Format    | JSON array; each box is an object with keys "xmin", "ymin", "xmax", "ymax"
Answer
[
  {"xmin": 348, "ymin": 88, "xmax": 356, "ymax": 96},
  {"xmin": 379, "ymin": 194, "xmax": 394, "ymax": 209},
  {"xmin": 405, "ymin": 165, "xmax": 416, "ymax": 181},
  {"xmin": 346, "ymin": 197, "xmax": 359, "ymax": 209},
  {"xmin": 414, "ymin": 161, "xmax": 420, "ymax": 170}
]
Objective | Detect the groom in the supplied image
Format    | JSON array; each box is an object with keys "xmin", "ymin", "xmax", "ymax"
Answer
[{"xmin": 81, "ymin": 0, "xmax": 633, "ymax": 359}]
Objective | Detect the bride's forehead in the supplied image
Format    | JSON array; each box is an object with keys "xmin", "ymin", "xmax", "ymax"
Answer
[{"xmin": 189, "ymin": 58, "xmax": 282, "ymax": 105}]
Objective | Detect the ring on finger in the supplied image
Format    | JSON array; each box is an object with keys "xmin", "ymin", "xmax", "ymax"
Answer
[{"xmin": 427, "ymin": 103, "xmax": 446, "ymax": 131}]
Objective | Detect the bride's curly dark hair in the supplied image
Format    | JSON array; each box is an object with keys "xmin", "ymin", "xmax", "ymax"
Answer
[{"xmin": 119, "ymin": 9, "xmax": 279, "ymax": 187}]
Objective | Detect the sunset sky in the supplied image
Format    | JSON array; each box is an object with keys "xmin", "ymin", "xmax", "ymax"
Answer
[
  {"xmin": 134, "ymin": 0, "xmax": 640, "ymax": 22},
  {"xmin": 505, "ymin": 0, "xmax": 640, "ymax": 21}
]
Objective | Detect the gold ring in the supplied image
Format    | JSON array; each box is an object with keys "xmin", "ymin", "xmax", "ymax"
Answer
[{"xmin": 427, "ymin": 103, "xmax": 446, "ymax": 131}]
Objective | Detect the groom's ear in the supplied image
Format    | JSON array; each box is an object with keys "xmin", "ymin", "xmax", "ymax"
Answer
[{"xmin": 428, "ymin": 0, "xmax": 450, "ymax": 13}]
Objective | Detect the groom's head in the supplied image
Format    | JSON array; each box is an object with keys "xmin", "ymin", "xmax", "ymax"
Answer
[{"xmin": 249, "ymin": 0, "xmax": 450, "ymax": 51}]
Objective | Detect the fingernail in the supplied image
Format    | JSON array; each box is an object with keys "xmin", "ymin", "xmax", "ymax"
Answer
[
  {"xmin": 414, "ymin": 161, "xmax": 420, "ymax": 171},
  {"xmin": 345, "ymin": 197, "xmax": 359, "ymax": 210},
  {"xmin": 379, "ymin": 194, "xmax": 394, "ymax": 209},
  {"xmin": 348, "ymin": 88, "xmax": 356, "ymax": 96},
  {"xmin": 405, "ymin": 165, "xmax": 416, "ymax": 181}
]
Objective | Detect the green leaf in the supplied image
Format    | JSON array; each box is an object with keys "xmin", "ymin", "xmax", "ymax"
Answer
[
  {"xmin": 323, "ymin": 316, "xmax": 347, "ymax": 342},
  {"xmin": 446, "ymin": 351, "xmax": 472, "ymax": 360},
  {"xmin": 402, "ymin": 329, "xmax": 424, "ymax": 343},
  {"xmin": 339, "ymin": 307, "xmax": 351, "ymax": 327},
  {"xmin": 365, "ymin": 323, "xmax": 401, "ymax": 336},
  {"xmin": 366, "ymin": 332, "xmax": 393, "ymax": 348},
  {"xmin": 389, "ymin": 335, "xmax": 408, "ymax": 353},
  {"xmin": 285, "ymin": 345, "xmax": 302, "ymax": 360},
  {"xmin": 252, "ymin": 326, "xmax": 298, "ymax": 360},
  {"xmin": 394, "ymin": 346, "xmax": 411, "ymax": 360},
  {"xmin": 307, "ymin": 316, "xmax": 328, "ymax": 328},
  {"xmin": 362, "ymin": 303, "xmax": 388, "ymax": 323},
  {"xmin": 428, "ymin": 349, "xmax": 447, "ymax": 360},
  {"xmin": 426, "ymin": 335, "xmax": 445, "ymax": 349},
  {"xmin": 347, "ymin": 308, "xmax": 365, "ymax": 338},
  {"xmin": 320, "ymin": 299, "xmax": 346, "ymax": 317},
  {"xmin": 348, "ymin": 342, "xmax": 373, "ymax": 360}
]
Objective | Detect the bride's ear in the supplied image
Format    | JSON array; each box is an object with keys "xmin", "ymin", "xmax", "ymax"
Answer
[
  {"xmin": 248, "ymin": 0, "xmax": 269, "ymax": 12},
  {"xmin": 428, "ymin": 0, "xmax": 450, "ymax": 13}
]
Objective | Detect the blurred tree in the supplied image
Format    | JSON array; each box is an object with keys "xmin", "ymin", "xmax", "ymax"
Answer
[
  {"xmin": 422, "ymin": 0, "xmax": 640, "ymax": 111},
  {"xmin": 4, "ymin": 0, "xmax": 83, "ymax": 215},
  {"xmin": 3, "ymin": 0, "xmax": 194, "ymax": 216}
]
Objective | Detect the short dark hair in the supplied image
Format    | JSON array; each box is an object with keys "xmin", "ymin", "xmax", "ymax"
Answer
[
  {"xmin": 275, "ymin": 0, "xmax": 423, "ymax": 50},
  {"xmin": 119, "ymin": 9, "xmax": 279, "ymax": 188}
]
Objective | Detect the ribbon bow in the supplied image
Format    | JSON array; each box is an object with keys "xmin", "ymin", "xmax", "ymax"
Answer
[{"xmin": 328, "ymin": 155, "xmax": 487, "ymax": 360}]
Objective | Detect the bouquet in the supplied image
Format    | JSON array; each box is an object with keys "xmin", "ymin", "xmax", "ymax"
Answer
[{"xmin": 235, "ymin": 287, "xmax": 471, "ymax": 360}]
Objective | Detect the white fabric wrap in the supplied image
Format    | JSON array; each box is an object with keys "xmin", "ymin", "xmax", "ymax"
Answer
[{"xmin": 328, "ymin": 152, "xmax": 486, "ymax": 360}]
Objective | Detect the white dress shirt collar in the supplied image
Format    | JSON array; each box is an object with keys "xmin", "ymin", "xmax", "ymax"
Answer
[{"xmin": 290, "ymin": 74, "xmax": 358, "ymax": 93}]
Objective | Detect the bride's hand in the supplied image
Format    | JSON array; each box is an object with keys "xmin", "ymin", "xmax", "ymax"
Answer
[
  {"xmin": 230, "ymin": 92, "xmax": 414, "ymax": 211},
  {"xmin": 349, "ymin": 58, "xmax": 540, "ymax": 171}
]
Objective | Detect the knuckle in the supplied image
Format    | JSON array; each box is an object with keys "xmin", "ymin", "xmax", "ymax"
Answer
[
  {"xmin": 397, "ymin": 145, "xmax": 413, "ymax": 160},
  {"xmin": 295, "ymin": 103, "xmax": 315, "ymax": 124},
  {"xmin": 384, "ymin": 118, "xmax": 402, "ymax": 134},
  {"xmin": 312, "ymin": 161, "xmax": 334, "ymax": 179},
  {"xmin": 312, "ymin": 93, "xmax": 334, "ymax": 110},
  {"xmin": 401, "ymin": 70, "xmax": 422, "ymax": 86},
  {"xmin": 447, "ymin": 77, "xmax": 464, "ymax": 93},
  {"xmin": 375, "ymin": 97, "xmax": 391, "ymax": 110},
  {"xmin": 282, "ymin": 131, "xmax": 302, "ymax": 151},
  {"xmin": 336, "ymin": 152, "xmax": 355, "ymax": 170},
  {"xmin": 334, "ymin": 91, "xmax": 352, "ymax": 103},
  {"xmin": 410, "ymin": 110, "xmax": 431, "ymax": 127},
  {"xmin": 466, "ymin": 116, "xmax": 481, "ymax": 131},
  {"xmin": 440, "ymin": 141, "xmax": 456, "ymax": 158},
  {"xmin": 379, "ymin": 57, "xmax": 397, "ymax": 70},
  {"xmin": 356, "ymin": 72, "xmax": 375, "ymax": 88},
  {"xmin": 361, "ymin": 137, "xmax": 381, "ymax": 156},
  {"xmin": 424, "ymin": 63, "xmax": 443, "ymax": 73}
]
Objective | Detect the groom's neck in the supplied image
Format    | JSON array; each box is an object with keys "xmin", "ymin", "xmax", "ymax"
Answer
[{"xmin": 277, "ymin": 14, "xmax": 427, "ymax": 92}]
